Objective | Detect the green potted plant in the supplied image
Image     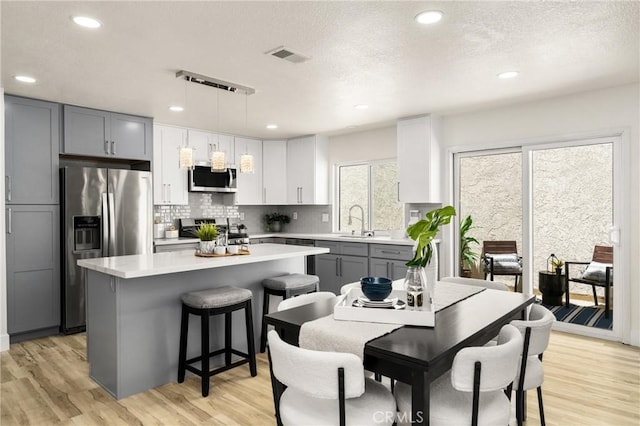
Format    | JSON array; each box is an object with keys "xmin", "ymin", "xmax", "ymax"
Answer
[
  {"xmin": 196, "ymin": 223, "xmax": 218, "ymax": 254},
  {"xmin": 405, "ymin": 206, "xmax": 456, "ymax": 310},
  {"xmin": 264, "ymin": 213, "xmax": 291, "ymax": 232},
  {"xmin": 460, "ymin": 215, "xmax": 479, "ymax": 277}
]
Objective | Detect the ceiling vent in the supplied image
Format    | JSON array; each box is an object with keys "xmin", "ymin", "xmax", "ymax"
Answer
[
  {"xmin": 176, "ymin": 70, "xmax": 255, "ymax": 95},
  {"xmin": 265, "ymin": 46, "xmax": 310, "ymax": 64}
]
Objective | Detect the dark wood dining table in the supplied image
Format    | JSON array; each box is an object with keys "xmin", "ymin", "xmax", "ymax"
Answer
[{"xmin": 265, "ymin": 287, "xmax": 535, "ymax": 425}]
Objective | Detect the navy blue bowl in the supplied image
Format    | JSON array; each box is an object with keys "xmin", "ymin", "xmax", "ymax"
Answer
[{"xmin": 361, "ymin": 276, "xmax": 393, "ymax": 301}]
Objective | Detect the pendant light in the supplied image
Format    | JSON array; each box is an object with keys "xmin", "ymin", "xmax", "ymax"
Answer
[
  {"xmin": 239, "ymin": 94, "xmax": 255, "ymax": 174},
  {"xmin": 178, "ymin": 80, "xmax": 194, "ymax": 169},
  {"xmin": 210, "ymin": 89, "xmax": 226, "ymax": 171}
]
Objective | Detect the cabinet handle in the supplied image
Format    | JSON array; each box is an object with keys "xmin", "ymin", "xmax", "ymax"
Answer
[
  {"xmin": 381, "ymin": 250, "xmax": 401, "ymax": 255},
  {"xmin": 6, "ymin": 176, "xmax": 11, "ymax": 202},
  {"xmin": 335, "ymin": 257, "xmax": 339, "ymax": 277},
  {"xmin": 397, "ymin": 182, "xmax": 400, "ymax": 202},
  {"xmin": 7, "ymin": 208, "xmax": 11, "ymax": 234},
  {"xmin": 105, "ymin": 140, "xmax": 110, "ymax": 154},
  {"xmin": 111, "ymin": 141, "xmax": 116, "ymax": 155},
  {"xmin": 299, "ymin": 187, "xmax": 303, "ymax": 203},
  {"xmin": 339, "ymin": 257, "xmax": 343, "ymax": 277},
  {"xmin": 167, "ymin": 184, "xmax": 171, "ymax": 203}
]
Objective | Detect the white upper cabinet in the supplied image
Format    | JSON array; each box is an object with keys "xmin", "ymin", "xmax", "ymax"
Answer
[
  {"xmin": 262, "ymin": 140, "xmax": 287, "ymax": 205},
  {"xmin": 234, "ymin": 137, "xmax": 263, "ymax": 205},
  {"xmin": 153, "ymin": 124, "xmax": 189, "ymax": 205},
  {"xmin": 286, "ymin": 135, "xmax": 328, "ymax": 205},
  {"xmin": 397, "ymin": 115, "xmax": 441, "ymax": 203},
  {"xmin": 187, "ymin": 129, "xmax": 234, "ymax": 166}
]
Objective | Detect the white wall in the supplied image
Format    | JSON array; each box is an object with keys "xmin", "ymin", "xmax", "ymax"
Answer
[
  {"xmin": 328, "ymin": 83, "xmax": 639, "ymax": 346},
  {"xmin": 0, "ymin": 86, "xmax": 8, "ymax": 352}
]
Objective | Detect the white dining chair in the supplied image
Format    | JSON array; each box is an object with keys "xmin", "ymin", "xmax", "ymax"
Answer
[
  {"xmin": 441, "ymin": 276, "xmax": 509, "ymax": 291},
  {"xmin": 267, "ymin": 330, "xmax": 397, "ymax": 425},
  {"xmin": 277, "ymin": 291, "xmax": 337, "ymax": 311},
  {"xmin": 394, "ymin": 324, "xmax": 523, "ymax": 426},
  {"xmin": 510, "ymin": 304, "xmax": 555, "ymax": 426}
]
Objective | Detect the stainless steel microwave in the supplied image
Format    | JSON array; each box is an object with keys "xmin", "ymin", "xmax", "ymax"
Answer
[{"xmin": 188, "ymin": 163, "xmax": 237, "ymax": 193}]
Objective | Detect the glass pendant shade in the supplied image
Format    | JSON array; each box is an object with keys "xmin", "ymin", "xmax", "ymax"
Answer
[
  {"xmin": 210, "ymin": 148, "xmax": 226, "ymax": 171},
  {"xmin": 179, "ymin": 146, "xmax": 194, "ymax": 169},
  {"xmin": 240, "ymin": 153, "xmax": 255, "ymax": 174}
]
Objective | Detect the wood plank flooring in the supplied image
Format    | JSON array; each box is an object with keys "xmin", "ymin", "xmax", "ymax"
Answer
[{"xmin": 1, "ymin": 331, "xmax": 638, "ymax": 425}]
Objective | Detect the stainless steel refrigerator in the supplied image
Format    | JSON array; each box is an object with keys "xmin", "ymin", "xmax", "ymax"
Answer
[{"xmin": 61, "ymin": 166, "xmax": 152, "ymax": 333}]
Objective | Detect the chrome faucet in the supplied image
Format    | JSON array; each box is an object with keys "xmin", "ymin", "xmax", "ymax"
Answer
[{"xmin": 347, "ymin": 204, "xmax": 365, "ymax": 236}]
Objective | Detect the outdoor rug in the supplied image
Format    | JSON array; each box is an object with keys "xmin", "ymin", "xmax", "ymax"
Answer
[{"xmin": 541, "ymin": 302, "xmax": 612, "ymax": 330}]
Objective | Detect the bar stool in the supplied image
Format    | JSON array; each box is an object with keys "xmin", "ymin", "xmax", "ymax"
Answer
[
  {"xmin": 260, "ymin": 273, "xmax": 320, "ymax": 352},
  {"xmin": 178, "ymin": 286, "xmax": 257, "ymax": 397}
]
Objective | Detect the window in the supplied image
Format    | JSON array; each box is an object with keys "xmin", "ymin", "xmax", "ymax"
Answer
[{"xmin": 336, "ymin": 160, "xmax": 403, "ymax": 233}]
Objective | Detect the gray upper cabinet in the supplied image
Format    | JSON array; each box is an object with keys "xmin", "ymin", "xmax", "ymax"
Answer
[
  {"xmin": 6, "ymin": 204, "xmax": 60, "ymax": 336},
  {"xmin": 4, "ymin": 95, "xmax": 60, "ymax": 204},
  {"xmin": 63, "ymin": 105, "xmax": 152, "ymax": 161}
]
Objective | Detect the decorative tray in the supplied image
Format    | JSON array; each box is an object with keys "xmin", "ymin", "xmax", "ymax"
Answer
[
  {"xmin": 334, "ymin": 288, "xmax": 434, "ymax": 327},
  {"xmin": 195, "ymin": 249, "xmax": 251, "ymax": 258}
]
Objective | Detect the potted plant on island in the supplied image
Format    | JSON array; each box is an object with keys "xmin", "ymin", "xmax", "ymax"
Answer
[
  {"xmin": 196, "ymin": 223, "xmax": 218, "ymax": 254},
  {"xmin": 264, "ymin": 213, "xmax": 290, "ymax": 232},
  {"xmin": 460, "ymin": 215, "xmax": 479, "ymax": 277},
  {"xmin": 405, "ymin": 205, "xmax": 456, "ymax": 310}
]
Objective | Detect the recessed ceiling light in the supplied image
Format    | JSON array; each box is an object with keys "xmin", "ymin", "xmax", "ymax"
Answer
[
  {"xmin": 72, "ymin": 16, "xmax": 102, "ymax": 29},
  {"xmin": 415, "ymin": 10, "xmax": 443, "ymax": 25},
  {"xmin": 498, "ymin": 71, "xmax": 519, "ymax": 79},
  {"xmin": 266, "ymin": 124, "xmax": 278, "ymax": 130},
  {"xmin": 14, "ymin": 75, "xmax": 36, "ymax": 84},
  {"xmin": 169, "ymin": 105, "xmax": 184, "ymax": 112},
  {"xmin": 354, "ymin": 104, "xmax": 369, "ymax": 110}
]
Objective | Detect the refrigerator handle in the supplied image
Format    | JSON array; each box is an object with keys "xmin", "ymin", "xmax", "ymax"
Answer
[
  {"xmin": 101, "ymin": 193, "xmax": 109, "ymax": 256},
  {"xmin": 108, "ymin": 193, "xmax": 116, "ymax": 255},
  {"xmin": 7, "ymin": 208, "xmax": 11, "ymax": 234},
  {"xmin": 5, "ymin": 176, "xmax": 11, "ymax": 202}
]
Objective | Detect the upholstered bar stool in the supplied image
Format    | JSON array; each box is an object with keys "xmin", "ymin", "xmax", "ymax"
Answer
[
  {"xmin": 178, "ymin": 286, "xmax": 257, "ymax": 397},
  {"xmin": 260, "ymin": 273, "xmax": 320, "ymax": 352}
]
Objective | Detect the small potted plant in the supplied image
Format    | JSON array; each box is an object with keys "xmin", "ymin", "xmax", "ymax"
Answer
[
  {"xmin": 460, "ymin": 215, "xmax": 479, "ymax": 277},
  {"xmin": 196, "ymin": 223, "xmax": 218, "ymax": 254},
  {"xmin": 264, "ymin": 213, "xmax": 290, "ymax": 232}
]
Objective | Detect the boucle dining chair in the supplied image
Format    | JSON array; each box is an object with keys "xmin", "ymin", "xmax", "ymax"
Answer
[
  {"xmin": 441, "ymin": 276, "xmax": 509, "ymax": 291},
  {"xmin": 394, "ymin": 324, "xmax": 523, "ymax": 426},
  {"xmin": 510, "ymin": 304, "xmax": 555, "ymax": 426},
  {"xmin": 267, "ymin": 330, "xmax": 397, "ymax": 426},
  {"xmin": 277, "ymin": 291, "xmax": 337, "ymax": 311}
]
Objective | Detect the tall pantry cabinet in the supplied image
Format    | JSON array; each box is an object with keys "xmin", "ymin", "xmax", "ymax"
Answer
[{"xmin": 4, "ymin": 95, "xmax": 61, "ymax": 340}]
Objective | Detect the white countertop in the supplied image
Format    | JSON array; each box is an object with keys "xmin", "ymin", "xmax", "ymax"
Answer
[
  {"xmin": 78, "ymin": 243, "xmax": 329, "ymax": 279},
  {"xmin": 155, "ymin": 232, "xmax": 417, "ymax": 247}
]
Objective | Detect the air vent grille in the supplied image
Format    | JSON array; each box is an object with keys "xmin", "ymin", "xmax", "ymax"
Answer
[{"xmin": 266, "ymin": 46, "xmax": 310, "ymax": 64}]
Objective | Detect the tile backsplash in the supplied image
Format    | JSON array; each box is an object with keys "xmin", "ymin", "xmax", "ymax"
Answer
[{"xmin": 154, "ymin": 194, "xmax": 332, "ymax": 236}]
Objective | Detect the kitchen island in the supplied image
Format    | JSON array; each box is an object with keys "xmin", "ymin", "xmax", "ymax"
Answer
[{"xmin": 77, "ymin": 243, "xmax": 329, "ymax": 399}]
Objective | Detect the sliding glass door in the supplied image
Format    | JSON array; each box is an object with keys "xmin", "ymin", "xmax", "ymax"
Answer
[{"xmin": 456, "ymin": 135, "xmax": 623, "ymax": 337}]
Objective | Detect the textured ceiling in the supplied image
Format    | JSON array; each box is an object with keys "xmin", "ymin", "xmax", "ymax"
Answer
[{"xmin": 2, "ymin": 1, "xmax": 638, "ymax": 139}]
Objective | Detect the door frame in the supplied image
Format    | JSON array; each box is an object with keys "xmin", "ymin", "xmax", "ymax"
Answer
[{"xmin": 447, "ymin": 128, "xmax": 630, "ymax": 343}]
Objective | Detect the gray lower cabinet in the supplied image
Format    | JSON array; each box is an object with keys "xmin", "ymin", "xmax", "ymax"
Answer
[
  {"xmin": 6, "ymin": 205, "xmax": 60, "ymax": 337},
  {"xmin": 63, "ymin": 105, "xmax": 152, "ymax": 161},
  {"xmin": 369, "ymin": 258, "xmax": 408, "ymax": 281},
  {"xmin": 4, "ymin": 95, "xmax": 60, "ymax": 204},
  {"xmin": 369, "ymin": 244, "xmax": 413, "ymax": 281},
  {"xmin": 315, "ymin": 241, "xmax": 369, "ymax": 294},
  {"xmin": 154, "ymin": 242, "xmax": 199, "ymax": 253}
]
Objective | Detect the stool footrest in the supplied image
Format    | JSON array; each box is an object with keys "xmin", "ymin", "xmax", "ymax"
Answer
[{"xmin": 184, "ymin": 358, "xmax": 250, "ymax": 378}]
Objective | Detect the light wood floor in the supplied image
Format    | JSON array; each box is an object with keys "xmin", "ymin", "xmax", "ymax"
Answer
[{"xmin": 1, "ymin": 331, "xmax": 638, "ymax": 425}]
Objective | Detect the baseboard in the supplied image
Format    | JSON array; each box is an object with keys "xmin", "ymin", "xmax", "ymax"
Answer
[
  {"xmin": 629, "ymin": 328, "xmax": 640, "ymax": 347},
  {"xmin": 0, "ymin": 333, "xmax": 10, "ymax": 352},
  {"xmin": 551, "ymin": 321, "xmax": 617, "ymax": 341}
]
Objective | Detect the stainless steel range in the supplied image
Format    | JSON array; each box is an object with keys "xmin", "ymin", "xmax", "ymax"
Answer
[{"xmin": 178, "ymin": 218, "xmax": 250, "ymax": 245}]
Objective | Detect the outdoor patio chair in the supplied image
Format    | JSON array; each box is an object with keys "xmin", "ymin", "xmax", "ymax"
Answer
[
  {"xmin": 565, "ymin": 245, "xmax": 613, "ymax": 318},
  {"xmin": 482, "ymin": 241, "xmax": 523, "ymax": 292}
]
